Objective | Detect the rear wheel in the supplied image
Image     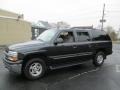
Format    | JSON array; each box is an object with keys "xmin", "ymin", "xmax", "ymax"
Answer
[
  {"xmin": 23, "ymin": 58, "xmax": 46, "ymax": 80},
  {"xmin": 93, "ymin": 52, "xmax": 105, "ymax": 67}
]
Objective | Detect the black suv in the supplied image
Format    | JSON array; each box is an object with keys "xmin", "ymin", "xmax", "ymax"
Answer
[{"xmin": 3, "ymin": 29, "xmax": 112, "ymax": 80}]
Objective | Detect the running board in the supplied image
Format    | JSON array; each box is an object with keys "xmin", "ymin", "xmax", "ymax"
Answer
[{"xmin": 49, "ymin": 61, "xmax": 90, "ymax": 70}]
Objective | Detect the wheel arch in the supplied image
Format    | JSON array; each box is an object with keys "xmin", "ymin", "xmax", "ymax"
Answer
[
  {"xmin": 95, "ymin": 48, "xmax": 107, "ymax": 59},
  {"xmin": 22, "ymin": 53, "xmax": 48, "ymax": 72}
]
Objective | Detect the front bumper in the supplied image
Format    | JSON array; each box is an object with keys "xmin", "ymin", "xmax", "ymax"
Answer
[{"xmin": 3, "ymin": 56, "xmax": 23, "ymax": 74}]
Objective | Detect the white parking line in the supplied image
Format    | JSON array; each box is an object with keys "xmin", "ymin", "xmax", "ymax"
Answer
[
  {"xmin": 47, "ymin": 68, "xmax": 100, "ymax": 90},
  {"xmin": 116, "ymin": 65, "xmax": 120, "ymax": 72},
  {"xmin": 68, "ymin": 68, "xmax": 99, "ymax": 80}
]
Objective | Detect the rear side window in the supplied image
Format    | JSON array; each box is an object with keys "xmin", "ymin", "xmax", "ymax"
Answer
[
  {"xmin": 91, "ymin": 30, "xmax": 110, "ymax": 41},
  {"xmin": 76, "ymin": 31, "xmax": 90, "ymax": 42}
]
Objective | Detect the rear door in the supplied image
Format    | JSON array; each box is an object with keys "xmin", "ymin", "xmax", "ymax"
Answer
[
  {"xmin": 74, "ymin": 30, "xmax": 93, "ymax": 62},
  {"xmin": 91, "ymin": 30, "xmax": 112, "ymax": 55}
]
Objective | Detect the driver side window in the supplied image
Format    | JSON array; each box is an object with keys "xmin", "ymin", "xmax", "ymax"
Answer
[{"xmin": 57, "ymin": 31, "xmax": 74, "ymax": 43}]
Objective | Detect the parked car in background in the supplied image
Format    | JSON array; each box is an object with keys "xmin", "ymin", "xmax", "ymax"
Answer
[{"xmin": 3, "ymin": 29, "xmax": 112, "ymax": 80}]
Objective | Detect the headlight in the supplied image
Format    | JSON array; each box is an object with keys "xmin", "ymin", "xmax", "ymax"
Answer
[{"xmin": 8, "ymin": 51, "xmax": 18, "ymax": 62}]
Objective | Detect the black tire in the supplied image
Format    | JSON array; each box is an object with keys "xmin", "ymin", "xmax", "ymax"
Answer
[
  {"xmin": 93, "ymin": 51, "xmax": 105, "ymax": 67},
  {"xmin": 23, "ymin": 58, "xmax": 46, "ymax": 80}
]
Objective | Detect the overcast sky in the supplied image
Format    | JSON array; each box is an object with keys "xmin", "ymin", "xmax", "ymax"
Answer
[{"xmin": 1, "ymin": 0, "xmax": 120, "ymax": 30}]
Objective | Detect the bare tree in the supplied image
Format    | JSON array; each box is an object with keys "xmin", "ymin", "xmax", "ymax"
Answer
[
  {"xmin": 105, "ymin": 26, "xmax": 118, "ymax": 41},
  {"xmin": 56, "ymin": 21, "xmax": 70, "ymax": 29}
]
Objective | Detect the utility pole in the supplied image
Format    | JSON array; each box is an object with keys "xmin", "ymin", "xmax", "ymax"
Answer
[{"xmin": 100, "ymin": 4, "xmax": 106, "ymax": 30}]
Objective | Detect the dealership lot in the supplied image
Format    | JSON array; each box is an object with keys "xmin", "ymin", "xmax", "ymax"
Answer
[{"xmin": 0, "ymin": 44, "xmax": 120, "ymax": 90}]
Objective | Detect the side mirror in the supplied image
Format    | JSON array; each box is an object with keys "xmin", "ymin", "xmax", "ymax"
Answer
[{"xmin": 54, "ymin": 38, "xmax": 63, "ymax": 45}]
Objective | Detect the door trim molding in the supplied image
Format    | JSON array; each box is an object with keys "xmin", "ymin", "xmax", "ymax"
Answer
[{"xmin": 49, "ymin": 52, "xmax": 93, "ymax": 59}]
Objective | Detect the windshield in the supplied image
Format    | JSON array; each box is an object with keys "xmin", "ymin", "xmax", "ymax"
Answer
[{"xmin": 36, "ymin": 30, "xmax": 57, "ymax": 42}]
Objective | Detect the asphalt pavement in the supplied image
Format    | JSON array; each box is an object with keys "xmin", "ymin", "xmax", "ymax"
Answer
[{"xmin": 0, "ymin": 44, "xmax": 120, "ymax": 90}]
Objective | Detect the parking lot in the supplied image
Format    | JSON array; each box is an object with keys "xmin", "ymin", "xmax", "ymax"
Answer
[{"xmin": 0, "ymin": 44, "xmax": 120, "ymax": 90}]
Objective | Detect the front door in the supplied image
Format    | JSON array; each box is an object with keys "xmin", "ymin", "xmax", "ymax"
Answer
[{"xmin": 48, "ymin": 31, "xmax": 77, "ymax": 65}]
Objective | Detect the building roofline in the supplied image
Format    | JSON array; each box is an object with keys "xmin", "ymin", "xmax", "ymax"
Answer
[
  {"xmin": 0, "ymin": 15, "xmax": 30, "ymax": 24},
  {"xmin": 0, "ymin": 8, "xmax": 19, "ymax": 16}
]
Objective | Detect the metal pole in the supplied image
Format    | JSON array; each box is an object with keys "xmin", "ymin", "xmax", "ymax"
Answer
[{"xmin": 101, "ymin": 4, "xmax": 105, "ymax": 30}]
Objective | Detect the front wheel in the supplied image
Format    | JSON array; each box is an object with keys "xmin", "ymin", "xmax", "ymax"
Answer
[
  {"xmin": 23, "ymin": 58, "xmax": 46, "ymax": 80},
  {"xmin": 93, "ymin": 52, "xmax": 105, "ymax": 67}
]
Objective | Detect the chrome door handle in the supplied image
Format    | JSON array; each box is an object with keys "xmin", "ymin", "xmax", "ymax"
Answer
[
  {"xmin": 73, "ymin": 46, "xmax": 77, "ymax": 49},
  {"xmin": 88, "ymin": 44, "xmax": 92, "ymax": 48}
]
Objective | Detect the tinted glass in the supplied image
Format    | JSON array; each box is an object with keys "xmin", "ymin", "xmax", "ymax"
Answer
[
  {"xmin": 76, "ymin": 32, "xmax": 90, "ymax": 42},
  {"xmin": 91, "ymin": 30, "xmax": 110, "ymax": 41}
]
